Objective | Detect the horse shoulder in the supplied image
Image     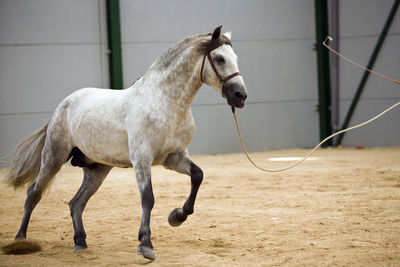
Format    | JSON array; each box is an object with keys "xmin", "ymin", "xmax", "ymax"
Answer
[{"xmin": 177, "ymin": 109, "xmax": 195, "ymax": 137}]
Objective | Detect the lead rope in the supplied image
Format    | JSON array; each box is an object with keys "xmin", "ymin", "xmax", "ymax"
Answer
[{"xmin": 232, "ymin": 36, "xmax": 400, "ymax": 172}]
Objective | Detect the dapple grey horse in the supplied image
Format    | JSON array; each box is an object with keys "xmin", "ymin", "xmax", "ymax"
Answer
[{"xmin": 5, "ymin": 26, "xmax": 247, "ymax": 260}]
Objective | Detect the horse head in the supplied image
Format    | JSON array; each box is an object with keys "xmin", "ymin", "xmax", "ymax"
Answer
[{"xmin": 199, "ymin": 26, "xmax": 247, "ymax": 109}]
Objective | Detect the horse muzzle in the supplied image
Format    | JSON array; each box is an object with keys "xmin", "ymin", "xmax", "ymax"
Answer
[{"xmin": 222, "ymin": 82, "xmax": 247, "ymax": 109}]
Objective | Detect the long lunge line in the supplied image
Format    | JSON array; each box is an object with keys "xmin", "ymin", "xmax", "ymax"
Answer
[{"xmin": 232, "ymin": 36, "xmax": 400, "ymax": 173}]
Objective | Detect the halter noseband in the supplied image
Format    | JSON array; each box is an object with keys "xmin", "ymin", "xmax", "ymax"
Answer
[{"xmin": 200, "ymin": 47, "xmax": 241, "ymax": 84}]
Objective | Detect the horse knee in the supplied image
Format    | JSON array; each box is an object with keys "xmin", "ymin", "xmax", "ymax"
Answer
[
  {"xmin": 141, "ymin": 184, "xmax": 154, "ymax": 210},
  {"xmin": 190, "ymin": 163, "xmax": 203, "ymax": 186}
]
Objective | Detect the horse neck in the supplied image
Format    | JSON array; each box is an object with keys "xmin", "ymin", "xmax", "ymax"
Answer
[{"xmin": 146, "ymin": 47, "xmax": 203, "ymax": 111}]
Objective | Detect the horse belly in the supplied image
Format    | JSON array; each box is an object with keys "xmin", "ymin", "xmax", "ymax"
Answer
[{"xmin": 74, "ymin": 128, "xmax": 131, "ymax": 167}]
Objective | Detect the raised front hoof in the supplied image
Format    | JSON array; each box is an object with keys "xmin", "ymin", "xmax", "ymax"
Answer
[
  {"xmin": 15, "ymin": 232, "xmax": 26, "ymax": 240},
  {"xmin": 168, "ymin": 208, "xmax": 188, "ymax": 227},
  {"xmin": 73, "ymin": 244, "xmax": 87, "ymax": 252},
  {"xmin": 137, "ymin": 245, "xmax": 155, "ymax": 260}
]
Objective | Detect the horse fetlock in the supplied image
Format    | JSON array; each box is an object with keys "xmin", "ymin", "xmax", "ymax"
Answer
[
  {"xmin": 74, "ymin": 231, "xmax": 87, "ymax": 247},
  {"xmin": 15, "ymin": 231, "xmax": 26, "ymax": 240},
  {"xmin": 139, "ymin": 238, "xmax": 153, "ymax": 249},
  {"xmin": 138, "ymin": 229, "xmax": 152, "ymax": 243},
  {"xmin": 183, "ymin": 205, "xmax": 194, "ymax": 215}
]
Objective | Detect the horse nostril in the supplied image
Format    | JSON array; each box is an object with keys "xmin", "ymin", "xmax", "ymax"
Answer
[{"xmin": 234, "ymin": 91, "xmax": 243, "ymax": 99}]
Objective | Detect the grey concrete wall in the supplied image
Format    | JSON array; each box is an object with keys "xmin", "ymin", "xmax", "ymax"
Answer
[
  {"xmin": 0, "ymin": 0, "xmax": 109, "ymax": 163},
  {"xmin": 338, "ymin": 0, "xmax": 400, "ymax": 146}
]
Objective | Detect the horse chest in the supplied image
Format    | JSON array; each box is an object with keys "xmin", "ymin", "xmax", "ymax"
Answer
[
  {"xmin": 167, "ymin": 119, "xmax": 194, "ymax": 149},
  {"xmin": 151, "ymin": 113, "xmax": 195, "ymax": 164}
]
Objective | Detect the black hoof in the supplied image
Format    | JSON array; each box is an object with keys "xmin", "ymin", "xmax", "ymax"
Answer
[
  {"xmin": 137, "ymin": 245, "xmax": 155, "ymax": 260},
  {"xmin": 15, "ymin": 232, "xmax": 26, "ymax": 240},
  {"xmin": 168, "ymin": 208, "xmax": 187, "ymax": 227}
]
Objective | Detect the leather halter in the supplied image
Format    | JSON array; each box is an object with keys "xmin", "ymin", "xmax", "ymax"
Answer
[{"xmin": 200, "ymin": 47, "xmax": 241, "ymax": 84}]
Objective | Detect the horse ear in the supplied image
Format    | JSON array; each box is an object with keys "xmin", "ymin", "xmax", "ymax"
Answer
[
  {"xmin": 223, "ymin": 31, "xmax": 232, "ymax": 40},
  {"xmin": 212, "ymin": 26, "xmax": 222, "ymax": 40}
]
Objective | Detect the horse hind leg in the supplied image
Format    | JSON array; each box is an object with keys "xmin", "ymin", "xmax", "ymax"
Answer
[
  {"xmin": 69, "ymin": 164, "xmax": 112, "ymax": 252},
  {"xmin": 164, "ymin": 151, "xmax": 203, "ymax": 227},
  {"xmin": 15, "ymin": 139, "xmax": 71, "ymax": 240}
]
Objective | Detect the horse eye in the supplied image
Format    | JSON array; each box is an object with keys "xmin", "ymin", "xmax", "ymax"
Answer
[{"xmin": 214, "ymin": 56, "xmax": 225, "ymax": 65}]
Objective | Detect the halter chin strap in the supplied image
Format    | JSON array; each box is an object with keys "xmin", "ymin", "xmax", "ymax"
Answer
[{"xmin": 200, "ymin": 50, "xmax": 241, "ymax": 84}]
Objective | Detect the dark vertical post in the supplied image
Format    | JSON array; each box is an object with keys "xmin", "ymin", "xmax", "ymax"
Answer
[
  {"xmin": 329, "ymin": 0, "xmax": 340, "ymax": 135},
  {"xmin": 106, "ymin": 0, "xmax": 123, "ymax": 89},
  {"xmin": 314, "ymin": 0, "xmax": 332, "ymax": 147},
  {"xmin": 335, "ymin": 0, "xmax": 400, "ymax": 146}
]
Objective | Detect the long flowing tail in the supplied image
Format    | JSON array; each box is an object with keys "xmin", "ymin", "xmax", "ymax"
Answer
[{"xmin": 4, "ymin": 122, "xmax": 49, "ymax": 188}]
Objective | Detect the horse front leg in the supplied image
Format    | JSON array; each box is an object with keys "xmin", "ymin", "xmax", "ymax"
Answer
[
  {"xmin": 165, "ymin": 151, "xmax": 203, "ymax": 227},
  {"xmin": 132, "ymin": 159, "xmax": 155, "ymax": 260}
]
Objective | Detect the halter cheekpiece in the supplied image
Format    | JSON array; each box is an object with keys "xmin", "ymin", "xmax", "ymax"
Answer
[{"xmin": 200, "ymin": 44, "xmax": 241, "ymax": 84}]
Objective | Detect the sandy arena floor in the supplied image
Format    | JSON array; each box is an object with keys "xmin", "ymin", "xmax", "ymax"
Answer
[{"xmin": 1, "ymin": 147, "xmax": 399, "ymax": 266}]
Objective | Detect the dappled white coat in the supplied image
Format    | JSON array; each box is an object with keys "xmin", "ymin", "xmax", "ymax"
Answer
[
  {"xmin": 7, "ymin": 28, "xmax": 247, "ymax": 260},
  {"xmin": 52, "ymin": 31, "xmax": 243, "ymax": 170}
]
